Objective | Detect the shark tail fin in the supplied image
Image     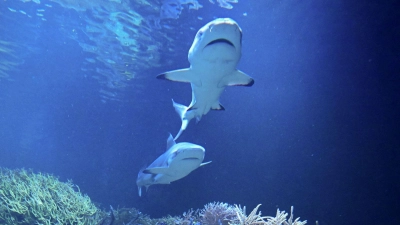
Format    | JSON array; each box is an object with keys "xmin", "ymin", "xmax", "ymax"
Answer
[
  {"xmin": 172, "ymin": 99, "xmax": 187, "ymax": 119},
  {"xmin": 172, "ymin": 99, "xmax": 190, "ymax": 141},
  {"xmin": 174, "ymin": 128, "xmax": 184, "ymax": 141},
  {"xmin": 218, "ymin": 70, "xmax": 254, "ymax": 88},
  {"xmin": 174, "ymin": 119, "xmax": 189, "ymax": 141}
]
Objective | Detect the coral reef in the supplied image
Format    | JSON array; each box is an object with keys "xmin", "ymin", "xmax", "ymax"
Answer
[
  {"xmin": 0, "ymin": 168, "xmax": 104, "ymax": 225},
  {"xmin": 0, "ymin": 168, "xmax": 307, "ymax": 225},
  {"xmin": 106, "ymin": 202, "xmax": 307, "ymax": 225}
]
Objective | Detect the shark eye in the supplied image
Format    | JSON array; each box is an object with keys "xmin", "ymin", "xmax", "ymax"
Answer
[{"xmin": 196, "ymin": 31, "xmax": 203, "ymax": 38}]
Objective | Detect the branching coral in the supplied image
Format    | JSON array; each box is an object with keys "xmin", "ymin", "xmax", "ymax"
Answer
[
  {"xmin": 152, "ymin": 208, "xmax": 200, "ymax": 225},
  {"xmin": 282, "ymin": 206, "xmax": 307, "ymax": 225},
  {"xmin": 158, "ymin": 203, "xmax": 307, "ymax": 225},
  {"xmin": 199, "ymin": 202, "xmax": 237, "ymax": 225},
  {"xmin": 231, "ymin": 204, "xmax": 268, "ymax": 225},
  {"xmin": 179, "ymin": 208, "xmax": 200, "ymax": 225},
  {"xmin": 229, "ymin": 204, "xmax": 307, "ymax": 225},
  {"xmin": 0, "ymin": 168, "xmax": 103, "ymax": 225}
]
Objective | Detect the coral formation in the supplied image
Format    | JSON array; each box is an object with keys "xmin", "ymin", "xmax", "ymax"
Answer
[
  {"xmin": 199, "ymin": 202, "xmax": 237, "ymax": 225},
  {"xmin": 106, "ymin": 202, "xmax": 307, "ymax": 225},
  {"xmin": 102, "ymin": 207, "xmax": 154, "ymax": 225},
  {"xmin": 0, "ymin": 168, "xmax": 307, "ymax": 225},
  {"xmin": 0, "ymin": 168, "xmax": 103, "ymax": 225},
  {"xmin": 230, "ymin": 204, "xmax": 307, "ymax": 225}
]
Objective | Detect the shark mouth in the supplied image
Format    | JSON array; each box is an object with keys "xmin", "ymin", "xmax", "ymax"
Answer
[
  {"xmin": 182, "ymin": 157, "xmax": 201, "ymax": 160},
  {"xmin": 206, "ymin": 38, "xmax": 234, "ymax": 47}
]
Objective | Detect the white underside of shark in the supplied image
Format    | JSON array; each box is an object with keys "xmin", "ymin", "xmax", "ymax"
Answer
[
  {"xmin": 136, "ymin": 134, "xmax": 211, "ymax": 196},
  {"xmin": 157, "ymin": 18, "xmax": 254, "ymax": 140}
]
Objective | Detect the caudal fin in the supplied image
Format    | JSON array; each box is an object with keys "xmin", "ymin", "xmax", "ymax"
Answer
[
  {"xmin": 174, "ymin": 123, "xmax": 187, "ymax": 141},
  {"xmin": 172, "ymin": 99, "xmax": 187, "ymax": 119},
  {"xmin": 138, "ymin": 186, "xmax": 142, "ymax": 197},
  {"xmin": 172, "ymin": 99, "xmax": 190, "ymax": 140}
]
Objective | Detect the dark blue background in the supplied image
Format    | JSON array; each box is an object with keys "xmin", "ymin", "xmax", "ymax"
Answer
[{"xmin": 0, "ymin": 1, "xmax": 398, "ymax": 224}]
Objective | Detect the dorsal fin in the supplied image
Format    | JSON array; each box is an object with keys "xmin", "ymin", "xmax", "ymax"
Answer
[{"xmin": 166, "ymin": 133, "xmax": 176, "ymax": 149}]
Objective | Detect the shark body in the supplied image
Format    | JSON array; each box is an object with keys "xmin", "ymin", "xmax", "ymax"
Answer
[
  {"xmin": 157, "ymin": 18, "xmax": 254, "ymax": 140},
  {"xmin": 136, "ymin": 134, "xmax": 211, "ymax": 196}
]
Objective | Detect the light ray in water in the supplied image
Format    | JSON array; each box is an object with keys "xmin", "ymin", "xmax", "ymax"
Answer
[{"xmin": 6, "ymin": 0, "xmax": 240, "ymax": 101}]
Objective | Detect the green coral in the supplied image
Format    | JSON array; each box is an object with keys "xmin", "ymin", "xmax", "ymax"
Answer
[{"xmin": 0, "ymin": 168, "xmax": 103, "ymax": 225}]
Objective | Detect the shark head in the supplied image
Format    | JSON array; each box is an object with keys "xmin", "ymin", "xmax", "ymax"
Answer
[
  {"xmin": 166, "ymin": 142, "xmax": 206, "ymax": 175},
  {"xmin": 188, "ymin": 18, "xmax": 242, "ymax": 64},
  {"xmin": 136, "ymin": 134, "xmax": 211, "ymax": 196}
]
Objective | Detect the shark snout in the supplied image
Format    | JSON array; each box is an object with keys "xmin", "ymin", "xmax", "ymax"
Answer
[
  {"xmin": 176, "ymin": 147, "xmax": 205, "ymax": 161},
  {"xmin": 208, "ymin": 20, "xmax": 241, "ymax": 34},
  {"xmin": 203, "ymin": 22, "xmax": 241, "ymax": 50}
]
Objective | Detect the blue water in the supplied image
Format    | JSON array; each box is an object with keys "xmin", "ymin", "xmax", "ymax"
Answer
[{"xmin": 0, "ymin": 0, "xmax": 399, "ymax": 224}]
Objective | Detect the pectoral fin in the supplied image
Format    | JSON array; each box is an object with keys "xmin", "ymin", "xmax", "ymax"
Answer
[
  {"xmin": 157, "ymin": 68, "xmax": 194, "ymax": 83},
  {"xmin": 200, "ymin": 161, "xmax": 212, "ymax": 166},
  {"xmin": 143, "ymin": 167, "xmax": 169, "ymax": 174},
  {"xmin": 218, "ymin": 70, "xmax": 254, "ymax": 87}
]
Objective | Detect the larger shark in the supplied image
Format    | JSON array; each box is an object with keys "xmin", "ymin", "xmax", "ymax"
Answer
[
  {"xmin": 157, "ymin": 18, "xmax": 254, "ymax": 140},
  {"xmin": 136, "ymin": 134, "xmax": 211, "ymax": 196}
]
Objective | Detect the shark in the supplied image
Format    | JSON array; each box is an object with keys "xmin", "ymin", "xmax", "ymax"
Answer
[
  {"xmin": 157, "ymin": 18, "xmax": 254, "ymax": 140},
  {"xmin": 136, "ymin": 134, "xmax": 211, "ymax": 196}
]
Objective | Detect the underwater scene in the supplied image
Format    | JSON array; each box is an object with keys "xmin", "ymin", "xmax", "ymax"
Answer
[{"xmin": 0, "ymin": 0, "xmax": 399, "ymax": 224}]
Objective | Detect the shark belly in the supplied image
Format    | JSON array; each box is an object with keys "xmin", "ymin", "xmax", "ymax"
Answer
[{"xmin": 190, "ymin": 82, "xmax": 225, "ymax": 115}]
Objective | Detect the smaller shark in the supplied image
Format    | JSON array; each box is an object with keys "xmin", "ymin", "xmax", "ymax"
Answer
[
  {"xmin": 136, "ymin": 134, "xmax": 211, "ymax": 196},
  {"xmin": 157, "ymin": 18, "xmax": 254, "ymax": 140}
]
